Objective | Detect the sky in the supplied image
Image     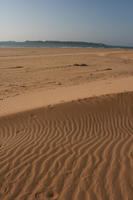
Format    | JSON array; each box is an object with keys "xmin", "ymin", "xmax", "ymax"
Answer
[{"xmin": 0, "ymin": 0, "xmax": 133, "ymax": 46}]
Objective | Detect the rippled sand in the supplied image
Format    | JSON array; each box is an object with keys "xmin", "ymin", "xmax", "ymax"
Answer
[
  {"xmin": 0, "ymin": 48, "xmax": 133, "ymax": 200},
  {"xmin": 0, "ymin": 92, "xmax": 133, "ymax": 200}
]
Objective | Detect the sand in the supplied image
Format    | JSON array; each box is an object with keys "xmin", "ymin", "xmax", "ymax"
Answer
[
  {"xmin": 0, "ymin": 48, "xmax": 133, "ymax": 100},
  {"xmin": 0, "ymin": 48, "xmax": 133, "ymax": 199}
]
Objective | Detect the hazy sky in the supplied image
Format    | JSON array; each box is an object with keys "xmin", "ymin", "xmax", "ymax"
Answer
[{"xmin": 0, "ymin": 0, "xmax": 133, "ymax": 45}]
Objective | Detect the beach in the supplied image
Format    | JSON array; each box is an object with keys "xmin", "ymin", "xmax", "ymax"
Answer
[
  {"xmin": 1, "ymin": 48, "xmax": 133, "ymax": 101},
  {"xmin": 0, "ymin": 48, "xmax": 133, "ymax": 199}
]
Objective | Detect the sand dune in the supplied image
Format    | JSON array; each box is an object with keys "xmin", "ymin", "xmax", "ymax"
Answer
[
  {"xmin": 0, "ymin": 92, "xmax": 133, "ymax": 200},
  {"xmin": 1, "ymin": 76, "xmax": 133, "ymax": 117}
]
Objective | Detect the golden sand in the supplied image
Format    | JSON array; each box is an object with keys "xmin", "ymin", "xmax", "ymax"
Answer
[{"xmin": 0, "ymin": 48, "xmax": 133, "ymax": 199}]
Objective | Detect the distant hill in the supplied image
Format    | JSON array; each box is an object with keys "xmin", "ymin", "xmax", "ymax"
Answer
[
  {"xmin": 25, "ymin": 40, "xmax": 111, "ymax": 48},
  {"xmin": 0, "ymin": 40, "xmax": 133, "ymax": 49}
]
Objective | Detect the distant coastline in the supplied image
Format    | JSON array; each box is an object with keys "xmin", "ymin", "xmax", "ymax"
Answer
[{"xmin": 0, "ymin": 40, "xmax": 133, "ymax": 49}]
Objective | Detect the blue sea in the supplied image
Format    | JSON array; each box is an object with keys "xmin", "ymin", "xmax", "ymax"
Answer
[{"xmin": 0, "ymin": 41, "xmax": 133, "ymax": 49}]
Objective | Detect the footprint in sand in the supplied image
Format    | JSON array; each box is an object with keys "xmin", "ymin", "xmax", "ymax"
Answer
[
  {"xmin": 30, "ymin": 114, "xmax": 38, "ymax": 119},
  {"xmin": 35, "ymin": 189, "xmax": 59, "ymax": 200}
]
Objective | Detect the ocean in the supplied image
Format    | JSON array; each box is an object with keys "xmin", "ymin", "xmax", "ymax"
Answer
[{"xmin": 0, "ymin": 41, "xmax": 133, "ymax": 49}]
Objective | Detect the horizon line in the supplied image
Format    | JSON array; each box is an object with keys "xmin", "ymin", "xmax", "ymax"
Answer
[{"xmin": 0, "ymin": 40, "xmax": 133, "ymax": 48}]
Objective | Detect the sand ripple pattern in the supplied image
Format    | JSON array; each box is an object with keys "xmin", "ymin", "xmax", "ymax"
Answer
[{"xmin": 0, "ymin": 92, "xmax": 133, "ymax": 200}]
